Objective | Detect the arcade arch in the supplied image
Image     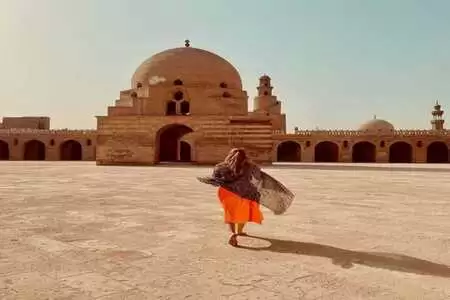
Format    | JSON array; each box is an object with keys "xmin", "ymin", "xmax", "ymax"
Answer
[
  {"xmin": 24, "ymin": 140, "xmax": 46, "ymax": 160},
  {"xmin": 156, "ymin": 124, "xmax": 194, "ymax": 163},
  {"xmin": 0, "ymin": 140, "xmax": 9, "ymax": 160},
  {"xmin": 426, "ymin": 141, "xmax": 449, "ymax": 163},
  {"xmin": 314, "ymin": 141, "xmax": 339, "ymax": 162},
  {"xmin": 352, "ymin": 141, "xmax": 376, "ymax": 163},
  {"xmin": 60, "ymin": 140, "xmax": 83, "ymax": 161},
  {"xmin": 389, "ymin": 141, "xmax": 413, "ymax": 163},
  {"xmin": 276, "ymin": 141, "xmax": 301, "ymax": 162}
]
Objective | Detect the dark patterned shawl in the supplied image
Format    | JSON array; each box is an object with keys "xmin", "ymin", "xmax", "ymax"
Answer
[{"xmin": 198, "ymin": 163, "xmax": 295, "ymax": 215}]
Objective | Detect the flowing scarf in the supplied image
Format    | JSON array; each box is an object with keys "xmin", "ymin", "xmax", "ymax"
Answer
[{"xmin": 198, "ymin": 166, "xmax": 295, "ymax": 215}]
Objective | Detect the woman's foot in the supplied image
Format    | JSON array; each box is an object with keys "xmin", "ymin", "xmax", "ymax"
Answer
[{"xmin": 228, "ymin": 234, "xmax": 238, "ymax": 247}]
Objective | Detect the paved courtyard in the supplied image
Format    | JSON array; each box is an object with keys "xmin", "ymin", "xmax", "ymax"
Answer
[{"xmin": 0, "ymin": 162, "xmax": 450, "ymax": 299}]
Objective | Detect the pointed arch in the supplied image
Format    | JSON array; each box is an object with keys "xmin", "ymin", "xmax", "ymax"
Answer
[
  {"xmin": 389, "ymin": 141, "xmax": 413, "ymax": 163},
  {"xmin": 277, "ymin": 141, "xmax": 301, "ymax": 162},
  {"xmin": 0, "ymin": 140, "xmax": 9, "ymax": 160},
  {"xmin": 314, "ymin": 141, "xmax": 339, "ymax": 162},
  {"xmin": 24, "ymin": 140, "xmax": 46, "ymax": 160},
  {"xmin": 155, "ymin": 124, "xmax": 194, "ymax": 163},
  {"xmin": 352, "ymin": 141, "xmax": 376, "ymax": 163},
  {"xmin": 60, "ymin": 140, "xmax": 83, "ymax": 160},
  {"xmin": 426, "ymin": 141, "xmax": 449, "ymax": 163}
]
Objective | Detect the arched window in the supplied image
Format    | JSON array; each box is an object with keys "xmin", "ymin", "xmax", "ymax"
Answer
[
  {"xmin": 166, "ymin": 101, "xmax": 177, "ymax": 115},
  {"xmin": 174, "ymin": 91, "xmax": 183, "ymax": 101},
  {"xmin": 173, "ymin": 79, "xmax": 183, "ymax": 86},
  {"xmin": 220, "ymin": 82, "xmax": 228, "ymax": 88},
  {"xmin": 180, "ymin": 101, "xmax": 190, "ymax": 115}
]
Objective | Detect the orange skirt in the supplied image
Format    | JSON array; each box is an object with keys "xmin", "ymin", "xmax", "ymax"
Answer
[{"xmin": 218, "ymin": 187, "xmax": 263, "ymax": 224}]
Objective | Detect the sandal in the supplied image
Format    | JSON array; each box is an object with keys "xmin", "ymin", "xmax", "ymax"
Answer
[{"xmin": 228, "ymin": 234, "xmax": 238, "ymax": 247}]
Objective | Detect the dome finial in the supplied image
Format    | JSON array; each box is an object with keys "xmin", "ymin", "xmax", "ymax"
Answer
[
  {"xmin": 373, "ymin": 114, "xmax": 377, "ymax": 119},
  {"xmin": 184, "ymin": 39, "xmax": 190, "ymax": 47}
]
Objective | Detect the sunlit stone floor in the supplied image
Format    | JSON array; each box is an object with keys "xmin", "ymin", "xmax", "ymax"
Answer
[{"xmin": 0, "ymin": 162, "xmax": 449, "ymax": 299}]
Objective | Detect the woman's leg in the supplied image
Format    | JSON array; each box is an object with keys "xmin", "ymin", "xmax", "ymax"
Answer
[
  {"xmin": 228, "ymin": 223, "xmax": 236, "ymax": 234},
  {"xmin": 236, "ymin": 223, "xmax": 247, "ymax": 236},
  {"xmin": 228, "ymin": 223, "xmax": 238, "ymax": 246}
]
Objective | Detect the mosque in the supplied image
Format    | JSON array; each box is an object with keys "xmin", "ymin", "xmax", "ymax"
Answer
[{"xmin": 1, "ymin": 41, "xmax": 449, "ymax": 164}]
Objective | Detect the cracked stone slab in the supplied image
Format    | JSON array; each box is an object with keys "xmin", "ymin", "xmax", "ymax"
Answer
[{"xmin": 0, "ymin": 162, "xmax": 449, "ymax": 299}]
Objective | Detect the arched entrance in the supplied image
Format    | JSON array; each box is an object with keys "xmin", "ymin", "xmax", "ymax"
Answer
[
  {"xmin": 60, "ymin": 140, "xmax": 83, "ymax": 161},
  {"xmin": 426, "ymin": 141, "xmax": 449, "ymax": 163},
  {"xmin": 276, "ymin": 141, "xmax": 301, "ymax": 162},
  {"xmin": 156, "ymin": 124, "xmax": 194, "ymax": 163},
  {"xmin": 179, "ymin": 141, "xmax": 192, "ymax": 162},
  {"xmin": 352, "ymin": 141, "xmax": 376, "ymax": 163},
  {"xmin": 0, "ymin": 140, "xmax": 9, "ymax": 160},
  {"xmin": 389, "ymin": 142, "xmax": 413, "ymax": 163},
  {"xmin": 314, "ymin": 141, "xmax": 339, "ymax": 162},
  {"xmin": 24, "ymin": 140, "xmax": 46, "ymax": 160}
]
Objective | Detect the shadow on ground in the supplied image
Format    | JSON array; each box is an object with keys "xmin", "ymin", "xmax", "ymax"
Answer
[
  {"xmin": 238, "ymin": 235, "xmax": 450, "ymax": 278},
  {"xmin": 270, "ymin": 163, "xmax": 450, "ymax": 173}
]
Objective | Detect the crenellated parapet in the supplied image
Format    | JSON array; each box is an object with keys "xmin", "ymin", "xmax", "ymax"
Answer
[
  {"xmin": 0, "ymin": 129, "xmax": 97, "ymax": 136},
  {"xmin": 393, "ymin": 129, "xmax": 450, "ymax": 136},
  {"xmin": 273, "ymin": 129, "xmax": 450, "ymax": 137}
]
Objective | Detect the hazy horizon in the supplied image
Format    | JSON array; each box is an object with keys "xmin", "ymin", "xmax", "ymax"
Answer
[{"xmin": 1, "ymin": 0, "xmax": 449, "ymax": 131}]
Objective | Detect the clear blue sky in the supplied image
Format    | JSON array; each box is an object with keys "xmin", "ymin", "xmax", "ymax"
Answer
[{"xmin": 1, "ymin": 0, "xmax": 449, "ymax": 130}]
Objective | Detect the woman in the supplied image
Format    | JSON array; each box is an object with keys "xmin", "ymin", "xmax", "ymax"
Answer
[{"xmin": 212, "ymin": 148, "xmax": 263, "ymax": 247}]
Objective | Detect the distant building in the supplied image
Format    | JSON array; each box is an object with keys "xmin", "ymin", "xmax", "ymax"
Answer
[{"xmin": 1, "ymin": 42, "xmax": 448, "ymax": 163}]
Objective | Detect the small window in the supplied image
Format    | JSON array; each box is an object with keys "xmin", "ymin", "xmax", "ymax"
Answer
[
  {"xmin": 13, "ymin": 138, "xmax": 18, "ymax": 146},
  {"xmin": 174, "ymin": 91, "xmax": 183, "ymax": 101},
  {"xmin": 380, "ymin": 141, "xmax": 385, "ymax": 148},
  {"xmin": 222, "ymin": 92, "xmax": 231, "ymax": 98},
  {"xmin": 219, "ymin": 82, "xmax": 228, "ymax": 88},
  {"xmin": 180, "ymin": 101, "xmax": 190, "ymax": 115},
  {"xmin": 166, "ymin": 101, "xmax": 177, "ymax": 115},
  {"xmin": 306, "ymin": 141, "xmax": 311, "ymax": 147},
  {"xmin": 343, "ymin": 141, "xmax": 349, "ymax": 148},
  {"xmin": 49, "ymin": 139, "xmax": 55, "ymax": 146},
  {"xmin": 136, "ymin": 82, "xmax": 142, "ymax": 88},
  {"xmin": 174, "ymin": 79, "xmax": 183, "ymax": 86},
  {"xmin": 263, "ymin": 91, "xmax": 269, "ymax": 96},
  {"xmin": 86, "ymin": 139, "xmax": 92, "ymax": 146},
  {"xmin": 416, "ymin": 141, "xmax": 423, "ymax": 148},
  {"xmin": 130, "ymin": 91, "xmax": 137, "ymax": 98}
]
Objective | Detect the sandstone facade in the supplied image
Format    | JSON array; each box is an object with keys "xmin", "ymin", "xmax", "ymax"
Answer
[{"xmin": 1, "ymin": 42, "xmax": 449, "ymax": 164}]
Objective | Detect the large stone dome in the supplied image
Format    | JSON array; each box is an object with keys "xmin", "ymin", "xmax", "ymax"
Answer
[
  {"xmin": 359, "ymin": 118, "xmax": 395, "ymax": 133},
  {"xmin": 131, "ymin": 46, "xmax": 243, "ymax": 90}
]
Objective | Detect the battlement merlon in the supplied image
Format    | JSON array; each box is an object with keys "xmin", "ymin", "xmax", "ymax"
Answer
[
  {"xmin": 0, "ymin": 129, "xmax": 97, "ymax": 136},
  {"xmin": 274, "ymin": 129, "xmax": 450, "ymax": 137}
]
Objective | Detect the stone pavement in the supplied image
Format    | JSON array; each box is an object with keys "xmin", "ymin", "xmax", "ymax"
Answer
[{"xmin": 0, "ymin": 162, "xmax": 449, "ymax": 299}]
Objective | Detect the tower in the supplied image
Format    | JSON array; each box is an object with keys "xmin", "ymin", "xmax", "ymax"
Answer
[
  {"xmin": 253, "ymin": 74, "xmax": 286, "ymax": 132},
  {"xmin": 253, "ymin": 75, "xmax": 280, "ymax": 113},
  {"xmin": 431, "ymin": 100, "xmax": 445, "ymax": 130}
]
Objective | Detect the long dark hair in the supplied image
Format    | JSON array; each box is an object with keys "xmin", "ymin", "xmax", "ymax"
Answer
[{"xmin": 223, "ymin": 148, "xmax": 249, "ymax": 176}]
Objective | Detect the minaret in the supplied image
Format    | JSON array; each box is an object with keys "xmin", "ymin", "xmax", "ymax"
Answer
[
  {"xmin": 253, "ymin": 74, "xmax": 286, "ymax": 132},
  {"xmin": 253, "ymin": 75, "xmax": 280, "ymax": 114},
  {"xmin": 431, "ymin": 100, "xmax": 445, "ymax": 130}
]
